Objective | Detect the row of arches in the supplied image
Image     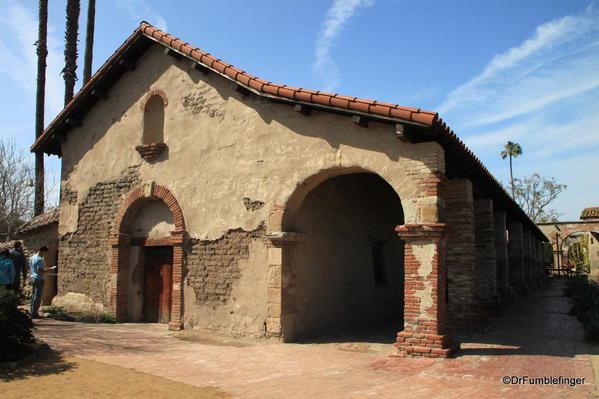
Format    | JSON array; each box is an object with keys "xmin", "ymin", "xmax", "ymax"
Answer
[{"xmin": 110, "ymin": 168, "xmax": 408, "ymax": 340}]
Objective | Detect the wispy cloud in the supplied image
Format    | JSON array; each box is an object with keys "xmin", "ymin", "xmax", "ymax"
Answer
[
  {"xmin": 313, "ymin": 0, "xmax": 373, "ymax": 92},
  {"xmin": 113, "ymin": 0, "xmax": 168, "ymax": 31},
  {"xmin": 0, "ymin": 1, "xmax": 64, "ymax": 121},
  {"xmin": 438, "ymin": 5, "xmax": 599, "ymax": 125},
  {"xmin": 440, "ymin": 5, "xmax": 599, "ymax": 220}
]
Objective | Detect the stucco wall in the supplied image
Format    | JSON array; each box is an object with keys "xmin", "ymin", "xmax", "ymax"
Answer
[{"xmin": 57, "ymin": 43, "xmax": 443, "ymax": 336}]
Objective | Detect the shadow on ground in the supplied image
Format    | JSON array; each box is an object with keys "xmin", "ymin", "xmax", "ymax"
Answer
[
  {"xmin": 455, "ymin": 279, "xmax": 587, "ymax": 358},
  {"xmin": 0, "ymin": 350, "xmax": 76, "ymax": 382}
]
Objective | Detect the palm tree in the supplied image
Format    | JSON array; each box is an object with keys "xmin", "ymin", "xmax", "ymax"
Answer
[
  {"xmin": 82, "ymin": 0, "xmax": 95, "ymax": 85},
  {"xmin": 500, "ymin": 141, "xmax": 523, "ymax": 198},
  {"xmin": 34, "ymin": 0, "xmax": 48, "ymax": 216},
  {"xmin": 62, "ymin": 0, "xmax": 80, "ymax": 105}
]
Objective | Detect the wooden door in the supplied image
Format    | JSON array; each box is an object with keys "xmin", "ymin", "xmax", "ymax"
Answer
[{"xmin": 143, "ymin": 247, "xmax": 173, "ymax": 323}]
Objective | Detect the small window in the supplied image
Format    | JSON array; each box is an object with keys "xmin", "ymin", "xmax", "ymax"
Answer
[
  {"xmin": 372, "ymin": 240, "xmax": 387, "ymax": 286},
  {"xmin": 143, "ymin": 94, "xmax": 165, "ymax": 144}
]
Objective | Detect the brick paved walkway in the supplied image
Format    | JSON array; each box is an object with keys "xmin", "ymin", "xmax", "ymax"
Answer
[{"xmin": 33, "ymin": 280, "xmax": 596, "ymax": 398}]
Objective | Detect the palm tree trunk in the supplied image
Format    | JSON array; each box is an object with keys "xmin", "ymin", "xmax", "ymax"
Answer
[
  {"xmin": 63, "ymin": 0, "xmax": 80, "ymax": 105},
  {"xmin": 509, "ymin": 155, "xmax": 514, "ymax": 198},
  {"xmin": 82, "ymin": 0, "xmax": 95, "ymax": 85},
  {"xmin": 34, "ymin": 0, "xmax": 48, "ymax": 216}
]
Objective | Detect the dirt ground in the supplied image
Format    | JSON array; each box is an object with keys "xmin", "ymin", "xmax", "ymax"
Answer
[{"xmin": 0, "ymin": 350, "xmax": 230, "ymax": 399}]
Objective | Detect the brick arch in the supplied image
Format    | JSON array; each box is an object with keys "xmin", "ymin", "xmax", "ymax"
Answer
[
  {"xmin": 270, "ymin": 166, "xmax": 402, "ymax": 232},
  {"xmin": 112, "ymin": 182, "xmax": 185, "ymax": 235},
  {"xmin": 139, "ymin": 89, "xmax": 168, "ymax": 111},
  {"xmin": 109, "ymin": 182, "xmax": 185, "ymax": 330},
  {"xmin": 265, "ymin": 167, "xmax": 406, "ymax": 341}
]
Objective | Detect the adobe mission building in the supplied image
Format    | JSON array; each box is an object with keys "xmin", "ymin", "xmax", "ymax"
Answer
[{"xmin": 32, "ymin": 23, "xmax": 548, "ymax": 358}]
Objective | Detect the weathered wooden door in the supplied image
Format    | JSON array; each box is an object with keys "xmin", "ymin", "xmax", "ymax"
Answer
[{"xmin": 143, "ymin": 246, "xmax": 172, "ymax": 323}]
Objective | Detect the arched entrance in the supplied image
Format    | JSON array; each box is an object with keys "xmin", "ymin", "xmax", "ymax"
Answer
[
  {"xmin": 271, "ymin": 169, "xmax": 405, "ymax": 341},
  {"xmin": 109, "ymin": 182, "xmax": 186, "ymax": 330}
]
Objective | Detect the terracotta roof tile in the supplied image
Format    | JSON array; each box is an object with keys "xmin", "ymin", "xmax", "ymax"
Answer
[
  {"xmin": 581, "ymin": 207, "xmax": 599, "ymax": 220},
  {"xmin": 15, "ymin": 209, "xmax": 59, "ymax": 235},
  {"xmin": 29, "ymin": 21, "xmax": 547, "ymax": 242}
]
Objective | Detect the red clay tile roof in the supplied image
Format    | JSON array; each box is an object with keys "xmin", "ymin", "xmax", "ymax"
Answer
[
  {"xmin": 581, "ymin": 207, "xmax": 599, "ymax": 220},
  {"xmin": 139, "ymin": 23, "xmax": 438, "ymax": 126},
  {"xmin": 30, "ymin": 22, "xmax": 547, "ymax": 241},
  {"xmin": 15, "ymin": 208, "xmax": 59, "ymax": 235}
]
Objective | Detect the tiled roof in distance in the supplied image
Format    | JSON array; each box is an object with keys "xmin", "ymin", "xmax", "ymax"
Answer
[
  {"xmin": 15, "ymin": 209, "xmax": 59, "ymax": 235},
  {"xmin": 581, "ymin": 207, "xmax": 599, "ymax": 220}
]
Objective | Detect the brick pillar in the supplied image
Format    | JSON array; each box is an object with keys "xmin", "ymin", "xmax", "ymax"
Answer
[
  {"xmin": 265, "ymin": 231, "xmax": 303, "ymax": 341},
  {"xmin": 522, "ymin": 229, "xmax": 534, "ymax": 290},
  {"xmin": 395, "ymin": 224, "xmax": 457, "ymax": 358},
  {"xmin": 108, "ymin": 232, "xmax": 130, "ymax": 322},
  {"xmin": 169, "ymin": 230, "xmax": 186, "ymax": 331},
  {"xmin": 536, "ymin": 238, "xmax": 546, "ymax": 284},
  {"xmin": 445, "ymin": 179, "xmax": 484, "ymax": 331},
  {"xmin": 494, "ymin": 210, "xmax": 514, "ymax": 304},
  {"xmin": 508, "ymin": 222, "xmax": 527, "ymax": 295},
  {"xmin": 473, "ymin": 198, "xmax": 497, "ymax": 305}
]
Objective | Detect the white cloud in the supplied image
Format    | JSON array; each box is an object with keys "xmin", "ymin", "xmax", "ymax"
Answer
[
  {"xmin": 113, "ymin": 0, "xmax": 168, "ymax": 31},
  {"xmin": 437, "ymin": 5, "xmax": 599, "ymax": 221},
  {"xmin": 313, "ymin": 0, "xmax": 373, "ymax": 92},
  {"xmin": 438, "ymin": 5, "xmax": 599, "ymax": 123}
]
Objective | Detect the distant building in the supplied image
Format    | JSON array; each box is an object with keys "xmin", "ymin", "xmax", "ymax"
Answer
[{"xmin": 538, "ymin": 207, "xmax": 599, "ymax": 280}]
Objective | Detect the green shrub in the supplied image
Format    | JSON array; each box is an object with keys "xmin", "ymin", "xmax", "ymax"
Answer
[
  {"xmin": 565, "ymin": 276, "xmax": 599, "ymax": 342},
  {"xmin": 0, "ymin": 286, "xmax": 34, "ymax": 361}
]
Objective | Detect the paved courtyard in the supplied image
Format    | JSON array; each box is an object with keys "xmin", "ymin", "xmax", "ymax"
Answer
[{"xmin": 30, "ymin": 280, "xmax": 597, "ymax": 398}]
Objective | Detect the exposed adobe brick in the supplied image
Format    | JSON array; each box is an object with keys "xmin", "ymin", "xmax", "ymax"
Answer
[
  {"xmin": 473, "ymin": 198, "xmax": 497, "ymax": 303},
  {"xmin": 394, "ymin": 223, "xmax": 457, "ymax": 358},
  {"xmin": 185, "ymin": 223, "xmax": 266, "ymax": 305},
  {"xmin": 508, "ymin": 222, "xmax": 528, "ymax": 296},
  {"xmin": 445, "ymin": 178, "xmax": 485, "ymax": 332},
  {"xmin": 493, "ymin": 210, "xmax": 515, "ymax": 305},
  {"xmin": 58, "ymin": 166, "xmax": 141, "ymax": 309}
]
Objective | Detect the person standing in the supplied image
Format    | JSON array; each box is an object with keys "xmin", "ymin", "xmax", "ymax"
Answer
[
  {"xmin": 0, "ymin": 249, "xmax": 15, "ymax": 290},
  {"xmin": 10, "ymin": 241, "xmax": 27, "ymax": 295},
  {"xmin": 30, "ymin": 246, "xmax": 48, "ymax": 318}
]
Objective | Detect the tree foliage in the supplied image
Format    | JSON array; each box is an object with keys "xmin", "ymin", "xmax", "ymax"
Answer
[
  {"xmin": 0, "ymin": 140, "xmax": 34, "ymax": 240},
  {"xmin": 511, "ymin": 173, "xmax": 566, "ymax": 222},
  {"xmin": 500, "ymin": 141, "xmax": 523, "ymax": 198}
]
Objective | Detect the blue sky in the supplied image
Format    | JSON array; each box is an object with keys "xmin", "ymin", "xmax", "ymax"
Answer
[{"xmin": 0, "ymin": 0, "xmax": 597, "ymax": 220}]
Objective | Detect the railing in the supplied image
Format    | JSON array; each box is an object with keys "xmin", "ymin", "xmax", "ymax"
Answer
[{"xmin": 546, "ymin": 268, "xmax": 573, "ymax": 278}]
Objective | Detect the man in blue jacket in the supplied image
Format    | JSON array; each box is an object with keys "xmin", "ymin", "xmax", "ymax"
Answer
[
  {"xmin": 0, "ymin": 249, "xmax": 16, "ymax": 290},
  {"xmin": 30, "ymin": 246, "xmax": 48, "ymax": 318}
]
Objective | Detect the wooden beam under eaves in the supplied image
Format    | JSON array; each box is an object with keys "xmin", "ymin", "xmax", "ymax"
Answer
[
  {"xmin": 163, "ymin": 47, "xmax": 181, "ymax": 60},
  {"xmin": 352, "ymin": 115, "xmax": 368, "ymax": 128},
  {"xmin": 193, "ymin": 62, "xmax": 210, "ymax": 74},
  {"xmin": 395, "ymin": 123, "xmax": 410, "ymax": 142},
  {"xmin": 90, "ymin": 89, "xmax": 107, "ymax": 99},
  {"xmin": 235, "ymin": 84, "xmax": 251, "ymax": 97},
  {"xmin": 117, "ymin": 58, "xmax": 136, "ymax": 70},
  {"xmin": 294, "ymin": 104, "xmax": 312, "ymax": 116},
  {"xmin": 65, "ymin": 118, "xmax": 81, "ymax": 127}
]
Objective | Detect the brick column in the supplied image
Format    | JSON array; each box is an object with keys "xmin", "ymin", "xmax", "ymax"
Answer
[
  {"xmin": 473, "ymin": 198, "xmax": 497, "ymax": 305},
  {"xmin": 536, "ymin": 238, "xmax": 546, "ymax": 284},
  {"xmin": 395, "ymin": 224, "xmax": 457, "ymax": 358},
  {"xmin": 508, "ymin": 222, "xmax": 527, "ymax": 295},
  {"xmin": 494, "ymin": 210, "xmax": 514, "ymax": 304},
  {"xmin": 522, "ymin": 229, "xmax": 534, "ymax": 290},
  {"xmin": 445, "ymin": 179, "xmax": 484, "ymax": 331},
  {"xmin": 265, "ymin": 231, "xmax": 304, "ymax": 341},
  {"xmin": 108, "ymin": 232, "xmax": 130, "ymax": 322},
  {"xmin": 169, "ymin": 230, "xmax": 186, "ymax": 331}
]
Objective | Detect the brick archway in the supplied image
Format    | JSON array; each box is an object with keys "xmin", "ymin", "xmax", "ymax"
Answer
[{"xmin": 109, "ymin": 182, "xmax": 185, "ymax": 330}]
